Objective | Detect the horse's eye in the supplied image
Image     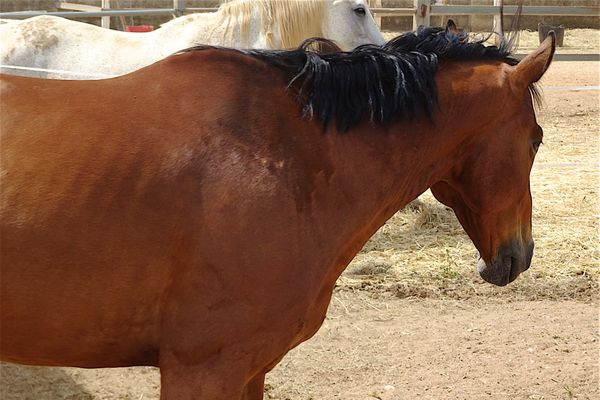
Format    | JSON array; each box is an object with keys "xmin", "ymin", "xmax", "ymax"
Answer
[
  {"xmin": 354, "ymin": 7, "xmax": 366, "ymax": 16},
  {"xmin": 532, "ymin": 140, "xmax": 543, "ymax": 152}
]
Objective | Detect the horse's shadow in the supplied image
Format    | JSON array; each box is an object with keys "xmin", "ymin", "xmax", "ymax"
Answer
[{"xmin": 0, "ymin": 362, "xmax": 93, "ymax": 400}]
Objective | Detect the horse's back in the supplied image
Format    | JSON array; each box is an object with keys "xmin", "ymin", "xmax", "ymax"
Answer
[
  {"xmin": 0, "ymin": 16, "xmax": 154, "ymax": 78},
  {"xmin": 0, "ymin": 50, "xmax": 272, "ymax": 231},
  {"xmin": 1, "ymin": 16, "xmax": 84, "ymax": 62}
]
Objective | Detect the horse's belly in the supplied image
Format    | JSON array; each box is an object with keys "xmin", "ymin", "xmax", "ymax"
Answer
[
  {"xmin": 0, "ymin": 280, "xmax": 161, "ymax": 367},
  {"xmin": 0, "ymin": 291, "xmax": 161, "ymax": 367},
  {"xmin": 0, "ymin": 231, "xmax": 165, "ymax": 367}
]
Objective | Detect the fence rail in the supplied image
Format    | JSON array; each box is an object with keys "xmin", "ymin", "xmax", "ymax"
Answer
[
  {"xmin": 0, "ymin": 9, "xmax": 178, "ymax": 19},
  {"xmin": 2, "ymin": 2, "xmax": 598, "ymax": 20},
  {"xmin": 429, "ymin": 5, "xmax": 599, "ymax": 17}
]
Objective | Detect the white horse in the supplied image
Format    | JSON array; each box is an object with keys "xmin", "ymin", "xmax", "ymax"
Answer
[{"xmin": 0, "ymin": 0, "xmax": 384, "ymax": 79}]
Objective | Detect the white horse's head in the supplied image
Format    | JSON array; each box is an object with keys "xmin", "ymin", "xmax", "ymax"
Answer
[{"xmin": 322, "ymin": 0, "xmax": 386, "ymax": 50}]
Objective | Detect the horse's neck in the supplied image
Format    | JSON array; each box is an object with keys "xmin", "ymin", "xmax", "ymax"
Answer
[
  {"xmin": 314, "ymin": 64, "xmax": 498, "ymax": 276},
  {"xmin": 310, "ymin": 123, "xmax": 453, "ymax": 278},
  {"xmin": 155, "ymin": 6, "xmax": 320, "ymax": 50},
  {"xmin": 155, "ymin": 9, "xmax": 250, "ymax": 49},
  {"xmin": 151, "ymin": 13, "xmax": 223, "ymax": 52},
  {"xmin": 214, "ymin": 6, "xmax": 272, "ymax": 49},
  {"xmin": 191, "ymin": 3, "xmax": 325, "ymax": 50},
  {"xmin": 269, "ymin": 19, "xmax": 322, "ymax": 49},
  {"xmin": 269, "ymin": 4, "xmax": 324, "ymax": 49}
]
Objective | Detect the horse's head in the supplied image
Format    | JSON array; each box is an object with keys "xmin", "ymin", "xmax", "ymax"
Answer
[
  {"xmin": 431, "ymin": 33, "xmax": 555, "ymax": 286},
  {"xmin": 323, "ymin": 0, "xmax": 385, "ymax": 50}
]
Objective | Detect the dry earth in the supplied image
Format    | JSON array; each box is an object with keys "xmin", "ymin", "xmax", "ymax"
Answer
[{"xmin": 1, "ymin": 33, "xmax": 599, "ymax": 399}]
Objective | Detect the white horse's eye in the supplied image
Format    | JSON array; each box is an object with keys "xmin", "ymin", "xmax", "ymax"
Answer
[{"xmin": 354, "ymin": 7, "xmax": 366, "ymax": 16}]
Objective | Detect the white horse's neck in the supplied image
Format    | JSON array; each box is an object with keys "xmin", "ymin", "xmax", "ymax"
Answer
[
  {"xmin": 141, "ymin": 13, "xmax": 215, "ymax": 56},
  {"xmin": 155, "ymin": 0, "xmax": 326, "ymax": 52}
]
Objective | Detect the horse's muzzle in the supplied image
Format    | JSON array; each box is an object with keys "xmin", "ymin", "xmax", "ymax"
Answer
[{"xmin": 477, "ymin": 240, "xmax": 534, "ymax": 286}]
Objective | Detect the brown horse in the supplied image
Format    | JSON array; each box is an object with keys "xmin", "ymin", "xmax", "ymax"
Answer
[{"xmin": 0, "ymin": 26, "xmax": 554, "ymax": 399}]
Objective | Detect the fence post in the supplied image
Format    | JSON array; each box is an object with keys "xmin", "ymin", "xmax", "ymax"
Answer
[
  {"xmin": 369, "ymin": 0, "xmax": 382, "ymax": 28},
  {"xmin": 173, "ymin": 0, "xmax": 185, "ymax": 17},
  {"xmin": 493, "ymin": 0, "xmax": 502, "ymax": 45},
  {"xmin": 414, "ymin": 0, "xmax": 431, "ymax": 29},
  {"xmin": 101, "ymin": 0, "xmax": 110, "ymax": 28}
]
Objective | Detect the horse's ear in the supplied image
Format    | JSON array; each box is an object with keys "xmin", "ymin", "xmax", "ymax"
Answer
[
  {"xmin": 445, "ymin": 19, "xmax": 458, "ymax": 35},
  {"xmin": 511, "ymin": 31, "xmax": 555, "ymax": 88}
]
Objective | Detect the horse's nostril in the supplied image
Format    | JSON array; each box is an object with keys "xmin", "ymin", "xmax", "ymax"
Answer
[{"xmin": 478, "ymin": 238, "xmax": 535, "ymax": 286}]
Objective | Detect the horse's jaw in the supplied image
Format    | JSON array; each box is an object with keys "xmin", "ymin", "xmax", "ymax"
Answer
[{"xmin": 477, "ymin": 240, "xmax": 534, "ymax": 286}]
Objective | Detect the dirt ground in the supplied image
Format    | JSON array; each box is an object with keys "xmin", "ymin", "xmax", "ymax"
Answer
[{"xmin": 1, "ymin": 37, "xmax": 599, "ymax": 399}]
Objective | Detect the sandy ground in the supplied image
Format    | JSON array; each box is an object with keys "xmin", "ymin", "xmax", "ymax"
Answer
[
  {"xmin": 1, "ymin": 37, "xmax": 599, "ymax": 399},
  {"xmin": 267, "ymin": 294, "xmax": 599, "ymax": 400}
]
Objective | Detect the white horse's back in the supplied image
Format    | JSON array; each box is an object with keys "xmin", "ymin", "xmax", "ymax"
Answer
[
  {"xmin": 1, "ymin": 0, "xmax": 384, "ymax": 80},
  {"xmin": 0, "ymin": 16, "xmax": 172, "ymax": 79}
]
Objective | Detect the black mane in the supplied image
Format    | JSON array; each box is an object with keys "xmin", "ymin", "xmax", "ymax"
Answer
[
  {"xmin": 185, "ymin": 26, "xmax": 528, "ymax": 131},
  {"xmin": 246, "ymin": 26, "xmax": 525, "ymax": 131}
]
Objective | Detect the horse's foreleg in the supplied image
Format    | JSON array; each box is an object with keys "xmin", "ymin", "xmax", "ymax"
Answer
[
  {"xmin": 159, "ymin": 356, "xmax": 247, "ymax": 400},
  {"xmin": 242, "ymin": 374, "xmax": 265, "ymax": 400}
]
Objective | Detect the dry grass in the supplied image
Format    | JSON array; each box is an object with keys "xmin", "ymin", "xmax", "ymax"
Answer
[{"xmin": 338, "ymin": 59, "xmax": 600, "ymax": 302}]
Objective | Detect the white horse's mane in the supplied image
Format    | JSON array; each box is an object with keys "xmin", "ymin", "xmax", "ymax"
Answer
[{"xmin": 213, "ymin": 0, "xmax": 326, "ymax": 48}]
